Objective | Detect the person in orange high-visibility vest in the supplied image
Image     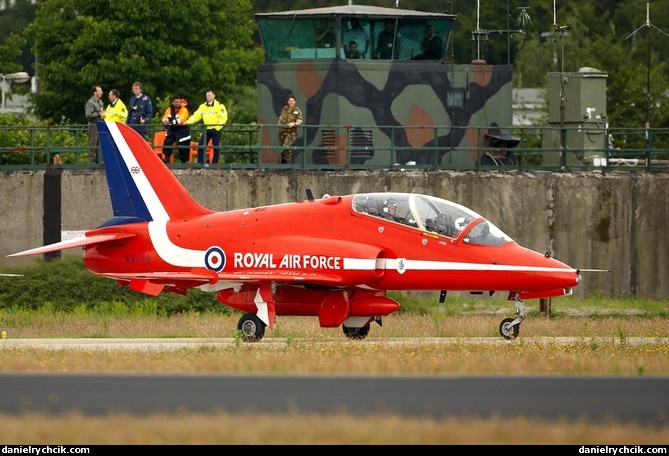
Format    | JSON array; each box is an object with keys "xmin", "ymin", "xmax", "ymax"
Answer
[{"xmin": 161, "ymin": 95, "xmax": 191, "ymax": 164}]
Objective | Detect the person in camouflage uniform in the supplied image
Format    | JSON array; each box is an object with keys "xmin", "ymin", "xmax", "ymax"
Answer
[{"xmin": 278, "ymin": 94, "xmax": 303, "ymax": 164}]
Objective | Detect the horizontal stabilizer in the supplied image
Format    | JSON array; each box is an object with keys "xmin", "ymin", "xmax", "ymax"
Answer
[{"xmin": 6, "ymin": 233, "xmax": 136, "ymax": 258}]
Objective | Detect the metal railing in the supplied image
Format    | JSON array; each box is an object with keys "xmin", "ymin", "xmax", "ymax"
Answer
[{"xmin": 1, "ymin": 123, "xmax": 668, "ymax": 171}]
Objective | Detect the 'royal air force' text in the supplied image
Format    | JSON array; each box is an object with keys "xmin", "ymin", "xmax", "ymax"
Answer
[{"xmin": 234, "ymin": 253, "xmax": 341, "ymax": 270}]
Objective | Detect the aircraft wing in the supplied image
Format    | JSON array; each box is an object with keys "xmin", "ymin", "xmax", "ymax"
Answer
[
  {"xmin": 216, "ymin": 270, "xmax": 347, "ymax": 286},
  {"xmin": 97, "ymin": 268, "xmax": 348, "ymax": 297},
  {"xmin": 7, "ymin": 233, "xmax": 136, "ymax": 258},
  {"xmin": 98, "ymin": 269, "xmax": 347, "ymax": 287}
]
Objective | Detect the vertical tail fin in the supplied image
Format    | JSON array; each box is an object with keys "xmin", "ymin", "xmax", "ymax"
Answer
[{"xmin": 97, "ymin": 121, "xmax": 212, "ymax": 227}]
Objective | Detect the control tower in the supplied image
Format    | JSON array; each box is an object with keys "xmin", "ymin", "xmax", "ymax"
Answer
[{"xmin": 255, "ymin": 4, "xmax": 514, "ymax": 167}]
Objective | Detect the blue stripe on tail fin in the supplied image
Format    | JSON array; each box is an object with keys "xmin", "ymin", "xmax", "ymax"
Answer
[{"xmin": 97, "ymin": 121, "xmax": 152, "ymax": 227}]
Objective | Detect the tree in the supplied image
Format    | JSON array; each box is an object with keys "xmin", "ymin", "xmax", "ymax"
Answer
[
  {"xmin": 23, "ymin": 0, "xmax": 263, "ymax": 124},
  {"xmin": 586, "ymin": 34, "xmax": 669, "ymax": 133},
  {"xmin": 0, "ymin": 33, "xmax": 27, "ymax": 76},
  {"xmin": 4, "ymin": 0, "xmax": 669, "ymax": 131},
  {"xmin": 0, "ymin": 0, "xmax": 36, "ymax": 73}
]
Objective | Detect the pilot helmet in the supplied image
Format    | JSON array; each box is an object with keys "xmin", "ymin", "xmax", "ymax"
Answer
[{"xmin": 384, "ymin": 198, "xmax": 398, "ymax": 213}]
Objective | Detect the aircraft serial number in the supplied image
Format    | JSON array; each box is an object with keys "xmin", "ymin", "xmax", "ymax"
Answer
[{"xmin": 125, "ymin": 255, "xmax": 151, "ymax": 264}]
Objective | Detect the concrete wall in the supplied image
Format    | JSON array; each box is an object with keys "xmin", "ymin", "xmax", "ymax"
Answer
[{"xmin": 1, "ymin": 169, "xmax": 667, "ymax": 299}]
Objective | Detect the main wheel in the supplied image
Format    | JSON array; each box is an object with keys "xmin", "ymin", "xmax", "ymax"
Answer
[
  {"xmin": 499, "ymin": 317, "xmax": 520, "ymax": 340},
  {"xmin": 342, "ymin": 323, "xmax": 370, "ymax": 340},
  {"xmin": 237, "ymin": 313, "xmax": 266, "ymax": 342}
]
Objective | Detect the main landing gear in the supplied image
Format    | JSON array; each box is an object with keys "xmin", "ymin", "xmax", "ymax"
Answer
[
  {"xmin": 237, "ymin": 312, "xmax": 382, "ymax": 342},
  {"xmin": 499, "ymin": 293, "xmax": 527, "ymax": 340},
  {"xmin": 237, "ymin": 313, "xmax": 265, "ymax": 342},
  {"xmin": 342, "ymin": 316, "xmax": 382, "ymax": 340},
  {"xmin": 342, "ymin": 323, "xmax": 370, "ymax": 340}
]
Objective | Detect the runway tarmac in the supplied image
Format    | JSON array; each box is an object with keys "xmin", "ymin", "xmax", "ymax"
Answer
[{"xmin": 0, "ymin": 372, "xmax": 666, "ymax": 425}]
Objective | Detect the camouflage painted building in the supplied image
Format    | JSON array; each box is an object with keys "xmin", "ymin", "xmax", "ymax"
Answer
[{"xmin": 255, "ymin": 4, "xmax": 514, "ymax": 167}]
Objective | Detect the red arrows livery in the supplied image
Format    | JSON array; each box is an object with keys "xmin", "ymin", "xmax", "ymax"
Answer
[{"xmin": 8, "ymin": 121, "xmax": 581, "ymax": 341}]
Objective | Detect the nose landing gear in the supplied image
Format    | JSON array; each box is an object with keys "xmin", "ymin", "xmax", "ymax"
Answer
[{"xmin": 499, "ymin": 293, "xmax": 526, "ymax": 340}]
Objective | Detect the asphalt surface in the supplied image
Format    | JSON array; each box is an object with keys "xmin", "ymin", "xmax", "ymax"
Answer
[{"xmin": 0, "ymin": 373, "xmax": 667, "ymax": 424}]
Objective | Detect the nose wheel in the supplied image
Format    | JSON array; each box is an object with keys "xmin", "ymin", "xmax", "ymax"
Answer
[
  {"xmin": 499, "ymin": 294, "xmax": 526, "ymax": 340},
  {"xmin": 499, "ymin": 317, "xmax": 520, "ymax": 339}
]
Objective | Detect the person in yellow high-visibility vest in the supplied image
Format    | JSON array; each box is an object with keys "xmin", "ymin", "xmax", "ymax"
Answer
[
  {"xmin": 104, "ymin": 89, "xmax": 128, "ymax": 123},
  {"xmin": 187, "ymin": 90, "xmax": 229, "ymax": 164}
]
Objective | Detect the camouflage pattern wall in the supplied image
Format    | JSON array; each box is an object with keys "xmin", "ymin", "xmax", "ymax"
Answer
[{"xmin": 257, "ymin": 60, "xmax": 514, "ymax": 166}]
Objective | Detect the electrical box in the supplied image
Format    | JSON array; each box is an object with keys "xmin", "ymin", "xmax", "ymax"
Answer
[
  {"xmin": 541, "ymin": 121, "xmax": 608, "ymax": 166},
  {"xmin": 548, "ymin": 68, "xmax": 607, "ymax": 123}
]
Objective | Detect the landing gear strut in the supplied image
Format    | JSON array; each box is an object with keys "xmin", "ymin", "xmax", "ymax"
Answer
[
  {"xmin": 237, "ymin": 313, "xmax": 266, "ymax": 342},
  {"xmin": 499, "ymin": 294, "xmax": 526, "ymax": 340},
  {"xmin": 342, "ymin": 316, "xmax": 383, "ymax": 340}
]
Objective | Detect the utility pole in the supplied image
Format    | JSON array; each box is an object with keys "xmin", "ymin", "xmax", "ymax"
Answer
[
  {"xmin": 472, "ymin": 0, "xmax": 528, "ymax": 64},
  {"xmin": 552, "ymin": 0, "xmax": 569, "ymax": 170},
  {"xmin": 625, "ymin": 3, "xmax": 669, "ymax": 166}
]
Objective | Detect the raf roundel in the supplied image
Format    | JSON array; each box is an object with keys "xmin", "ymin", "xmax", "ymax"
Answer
[{"xmin": 205, "ymin": 247, "xmax": 226, "ymax": 272}]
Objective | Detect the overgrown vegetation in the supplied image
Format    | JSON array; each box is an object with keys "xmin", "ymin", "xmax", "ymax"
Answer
[{"xmin": 1, "ymin": 256, "xmax": 229, "ymax": 315}]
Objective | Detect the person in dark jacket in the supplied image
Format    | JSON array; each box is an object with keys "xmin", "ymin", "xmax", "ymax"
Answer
[
  {"xmin": 373, "ymin": 18, "xmax": 400, "ymax": 59},
  {"xmin": 126, "ymin": 81, "xmax": 154, "ymax": 139},
  {"xmin": 412, "ymin": 24, "xmax": 443, "ymax": 60}
]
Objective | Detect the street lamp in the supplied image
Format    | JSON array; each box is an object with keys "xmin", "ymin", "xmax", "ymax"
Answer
[{"xmin": 0, "ymin": 72, "xmax": 30, "ymax": 113}]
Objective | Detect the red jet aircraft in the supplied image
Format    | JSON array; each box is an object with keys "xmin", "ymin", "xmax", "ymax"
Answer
[{"xmin": 8, "ymin": 121, "xmax": 581, "ymax": 341}]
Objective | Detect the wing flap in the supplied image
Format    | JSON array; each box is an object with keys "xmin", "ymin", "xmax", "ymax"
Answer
[
  {"xmin": 216, "ymin": 270, "xmax": 345, "ymax": 285},
  {"xmin": 7, "ymin": 233, "xmax": 136, "ymax": 258},
  {"xmin": 98, "ymin": 270, "xmax": 345, "ymax": 286}
]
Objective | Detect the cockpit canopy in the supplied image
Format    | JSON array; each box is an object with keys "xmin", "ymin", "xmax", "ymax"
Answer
[{"xmin": 352, "ymin": 192, "xmax": 512, "ymax": 247}]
